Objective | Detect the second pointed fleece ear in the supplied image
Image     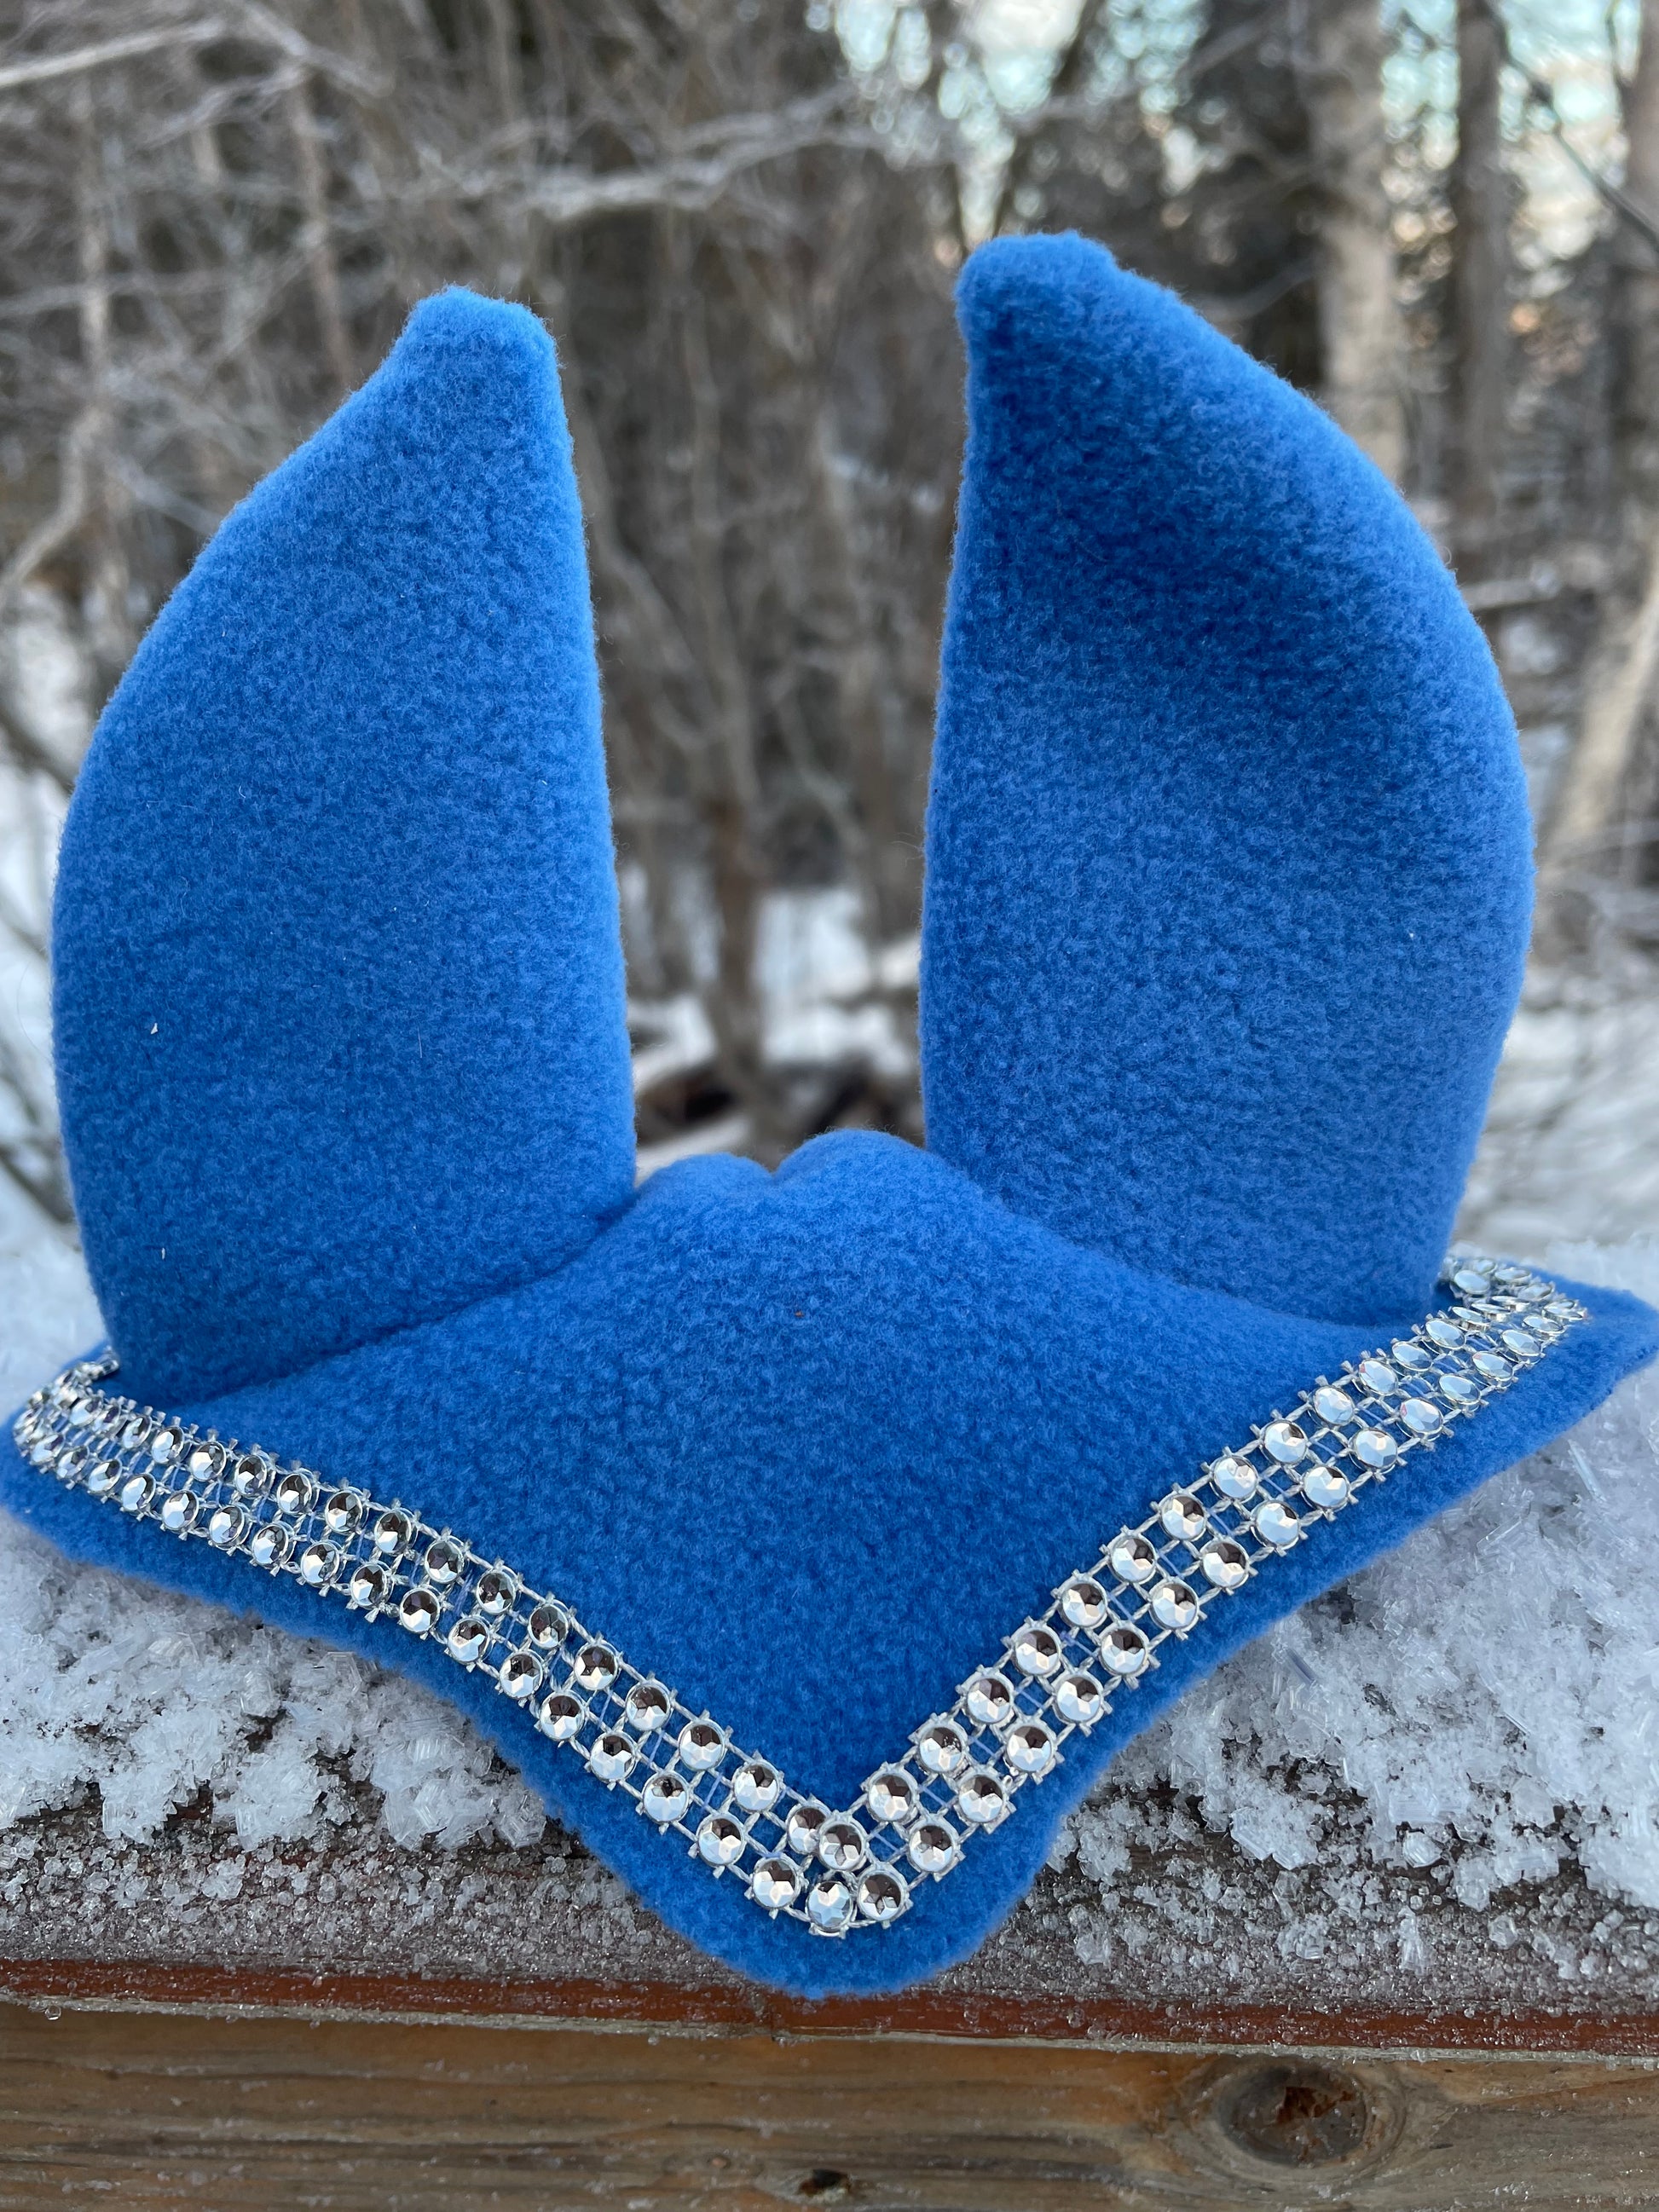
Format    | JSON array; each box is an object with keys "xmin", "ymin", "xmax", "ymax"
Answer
[
  {"xmin": 919, "ymin": 234, "xmax": 1531, "ymax": 1329},
  {"xmin": 53, "ymin": 291, "xmax": 635, "ymax": 1408}
]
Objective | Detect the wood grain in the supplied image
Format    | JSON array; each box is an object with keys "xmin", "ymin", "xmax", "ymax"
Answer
[
  {"xmin": 0, "ymin": 2001, "xmax": 1655, "ymax": 2211},
  {"xmin": 4, "ymin": 1949, "xmax": 1659, "ymax": 2061}
]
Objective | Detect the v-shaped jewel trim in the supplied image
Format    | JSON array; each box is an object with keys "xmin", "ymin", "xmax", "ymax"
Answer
[{"xmin": 14, "ymin": 1254, "xmax": 1584, "ymax": 1937}]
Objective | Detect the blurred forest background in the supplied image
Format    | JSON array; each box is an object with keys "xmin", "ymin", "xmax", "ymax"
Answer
[{"xmin": 0, "ymin": 0, "xmax": 1656, "ymax": 1253}]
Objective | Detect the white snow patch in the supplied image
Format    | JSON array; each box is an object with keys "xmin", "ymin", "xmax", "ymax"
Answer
[{"xmin": 1057, "ymin": 1239, "xmax": 1659, "ymax": 1933}]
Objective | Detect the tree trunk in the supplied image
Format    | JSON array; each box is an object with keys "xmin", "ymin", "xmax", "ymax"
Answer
[
  {"xmin": 1448, "ymin": 0, "xmax": 1509, "ymax": 563},
  {"xmin": 1305, "ymin": 0, "xmax": 1404, "ymax": 481},
  {"xmin": 1542, "ymin": 0, "xmax": 1659, "ymax": 875}
]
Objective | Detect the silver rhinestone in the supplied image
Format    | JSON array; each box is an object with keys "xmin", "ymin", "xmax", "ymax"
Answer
[
  {"xmin": 786, "ymin": 1802, "xmax": 829, "ymax": 1856},
  {"xmin": 1060, "ymin": 1576, "xmax": 1109, "ymax": 1630},
  {"xmin": 588, "ymin": 1731, "xmax": 635, "ymax": 1786},
  {"xmin": 1160, "ymin": 1491, "xmax": 1207, "ymax": 1541},
  {"xmin": 732, "ymin": 1759, "xmax": 783, "ymax": 1814},
  {"xmin": 864, "ymin": 1769, "xmax": 916, "ymax": 1824},
  {"xmin": 119, "ymin": 1472, "xmax": 153, "ymax": 1514},
  {"xmin": 751, "ymin": 1857, "xmax": 801, "ymax": 1909},
  {"xmin": 1400, "ymin": 1397, "xmax": 1443, "ymax": 1436},
  {"xmin": 447, "ymin": 1616, "xmax": 491, "ymax": 1665},
  {"xmin": 1546, "ymin": 1298, "xmax": 1577, "ymax": 1320},
  {"xmin": 574, "ymin": 1642, "xmax": 620, "ymax": 1694},
  {"xmin": 251, "ymin": 1526, "xmax": 292, "ymax": 1570},
  {"xmin": 86, "ymin": 1459, "xmax": 120, "ymax": 1499},
  {"xmin": 1262, "ymin": 1421, "xmax": 1308, "ymax": 1466},
  {"xmin": 1210, "ymin": 1455, "xmax": 1259, "ymax": 1500},
  {"xmin": 1055, "ymin": 1671, "xmax": 1106, "ymax": 1726},
  {"xmin": 1441, "ymin": 1372, "xmax": 1480, "ymax": 1403},
  {"xmin": 625, "ymin": 1681, "xmax": 673, "ymax": 1735},
  {"xmin": 322, "ymin": 1489, "xmax": 362, "ymax": 1536},
  {"xmin": 122, "ymin": 1419, "xmax": 150, "ymax": 1449},
  {"xmin": 477, "ymin": 1568, "xmax": 518, "ymax": 1617},
  {"xmin": 500, "ymin": 1650, "xmax": 543, "ymax": 1700},
  {"xmin": 1357, "ymin": 1359, "xmax": 1398, "ymax": 1395},
  {"xmin": 1107, "ymin": 1532, "xmax": 1158, "ymax": 1584},
  {"xmin": 398, "ymin": 1586, "xmax": 440, "ymax": 1635},
  {"xmin": 643, "ymin": 1771, "xmax": 691, "ymax": 1825},
  {"xmin": 372, "ymin": 1509, "xmax": 413, "ymax": 1556},
  {"xmin": 1098, "ymin": 1621, "xmax": 1151, "ymax": 1678},
  {"xmin": 806, "ymin": 1874, "xmax": 854, "ymax": 1932},
  {"xmin": 207, "ymin": 1505, "xmax": 246, "ymax": 1550},
  {"xmin": 160, "ymin": 1493, "xmax": 198, "ymax": 1534},
  {"xmin": 916, "ymin": 1719, "xmax": 968, "ymax": 1776},
  {"xmin": 818, "ymin": 1819, "xmax": 867, "ymax": 1872},
  {"xmin": 1199, "ymin": 1537, "xmax": 1250, "ymax": 1591},
  {"xmin": 538, "ymin": 1690, "xmax": 586, "ymax": 1742},
  {"xmin": 1473, "ymin": 1349, "xmax": 1512, "ymax": 1380},
  {"xmin": 1011, "ymin": 1625, "xmax": 1061, "ymax": 1679},
  {"xmin": 678, "ymin": 1718, "xmax": 727, "ymax": 1771},
  {"xmin": 1300, "ymin": 1464, "xmax": 1350, "ymax": 1510},
  {"xmin": 187, "ymin": 1443, "xmax": 223, "ymax": 1479},
  {"xmin": 1390, "ymin": 1339, "xmax": 1430, "ymax": 1371},
  {"xmin": 857, "ymin": 1868, "xmax": 909, "ymax": 1926},
  {"xmin": 149, "ymin": 1427, "xmax": 182, "ymax": 1465},
  {"xmin": 956, "ymin": 1770, "xmax": 1008, "ymax": 1826},
  {"xmin": 274, "ymin": 1470, "xmax": 315, "ymax": 1516},
  {"xmin": 1452, "ymin": 1265, "xmax": 1490, "ymax": 1294},
  {"xmin": 347, "ymin": 1561, "xmax": 388, "ymax": 1608},
  {"xmin": 1150, "ymin": 1580, "xmax": 1199, "ymax": 1632},
  {"xmin": 967, "ymin": 1672, "xmax": 1016, "ymax": 1726},
  {"xmin": 529, "ymin": 1603, "xmax": 569, "ymax": 1650},
  {"xmin": 1501, "ymin": 1329, "xmax": 1540, "ymax": 1360},
  {"xmin": 1253, "ymin": 1499, "xmax": 1302, "ymax": 1548},
  {"xmin": 1350, "ymin": 1428, "xmax": 1398, "ymax": 1470},
  {"xmin": 422, "ymin": 1537, "xmax": 465, "ymax": 1587},
  {"xmin": 1005, "ymin": 1719, "xmax": 1056, "ymax": 1775},
  {"xmin": 697, "ymin": 1812, "xmax": 747, "ymax": 1867},
  {"xmin": 1425, "ymin": 1316, "xmax": 1465, "ymax": 1349},
  {"xmin": 907, "ymin": 1821, "xmax": 959, "ymax": 1875},
  {"xmin": 298, "ymin": 1540, "xmax": 340, "ymax": 1587},
  {"xmin": 1312, "ymin": 1388, "xmax": 1356, "ymax": 1427},
  {"xmin": 232, "ymin": 1454, "xmax": 271, "ymax": 1499}
]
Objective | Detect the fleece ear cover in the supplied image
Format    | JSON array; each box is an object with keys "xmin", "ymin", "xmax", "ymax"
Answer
[
  {"xmin": 5, "ymin": 241, "xmax": 1653, "ymax": 2001},
  {"xmin": 923, "ymin": 234, "xmax": 1533, "ymax": 1326},
  {"xmin": 52, "ymin": 292, "xmax": 635, "ymax": 1409}
]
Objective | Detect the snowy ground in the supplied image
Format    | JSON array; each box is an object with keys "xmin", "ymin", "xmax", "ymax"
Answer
[{"xmin": 1, "ymin": 1021, "xmax": 1657, "ymax": 1971}]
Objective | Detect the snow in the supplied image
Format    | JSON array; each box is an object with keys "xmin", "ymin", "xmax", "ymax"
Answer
[
  {"xmin": 0, "ymin": 1178, "xmax": 549, "ymax": 1857},
  {"xmin": 1052, "ymin": 1238, "xmax": 1659, "ymax": 1946}
]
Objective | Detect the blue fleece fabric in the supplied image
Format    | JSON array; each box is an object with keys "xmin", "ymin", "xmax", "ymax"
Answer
[
  {"xmin": 53, "ymin": 292, "xmax": 634, "ymax": 1408},
  {"xmin": 4, "ymin": 245, "xmax": 1654, "ymax": 1999},
  {"xmin": 924, "ymin": 235, "xmax": 1533, "ymax": 1326}
]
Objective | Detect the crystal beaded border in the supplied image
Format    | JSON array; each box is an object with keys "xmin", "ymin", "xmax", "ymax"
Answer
[{"xmin": 13, "ymin": 1254, "xmax": 1586, "ymax": 1939}]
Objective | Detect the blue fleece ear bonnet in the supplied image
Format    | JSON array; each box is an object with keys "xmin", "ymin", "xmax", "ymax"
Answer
[{"xmin": 7, "ymin": 237, "xmax": 1655, "ymax": 1999}]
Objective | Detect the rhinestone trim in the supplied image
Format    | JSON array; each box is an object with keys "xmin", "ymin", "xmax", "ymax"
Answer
[{"xmin": 12, "ymin": 1254, "xmax": 1585, "ymax": 1938}]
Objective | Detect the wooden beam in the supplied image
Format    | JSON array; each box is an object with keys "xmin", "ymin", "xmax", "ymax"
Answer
[{"xmin": 0, "ymin": 2000, "xmax": 1656, "ymax": 2209}]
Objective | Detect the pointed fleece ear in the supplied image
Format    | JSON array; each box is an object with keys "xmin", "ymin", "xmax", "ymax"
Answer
[
  {"xmin": 55, "ymin": 291, "xmax": 634, "ymax": 1405},
  {"xmin": 920, "ymin": 234, "xmax": 1531, "ymax": 1327}
]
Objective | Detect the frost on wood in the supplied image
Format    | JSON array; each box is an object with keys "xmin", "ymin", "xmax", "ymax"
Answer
[
  {"xmin": 0, "ymin": 1191, "xmax": 1656, "ymax": 1967},
  {"xmin": 1053, "ymin": 1239, "xmax": 1659, "ymax": 1969}
]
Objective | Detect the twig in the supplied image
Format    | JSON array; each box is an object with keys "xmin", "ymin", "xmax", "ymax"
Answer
[{"xmin": 0, "ymin": 22, "xmax": 224, "ymax": 96}]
